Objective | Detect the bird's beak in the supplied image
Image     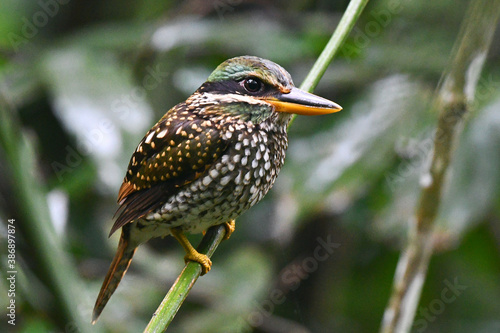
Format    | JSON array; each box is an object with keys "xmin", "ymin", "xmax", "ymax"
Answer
[{"xmin": 264, "ymin": 87, "xmax": 342, "ymax": 115}]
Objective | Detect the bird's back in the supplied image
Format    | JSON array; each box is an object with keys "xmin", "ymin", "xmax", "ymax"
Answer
[{"xmin": 129, "ymin": 108, "xmax": 289, "ymax": 242}]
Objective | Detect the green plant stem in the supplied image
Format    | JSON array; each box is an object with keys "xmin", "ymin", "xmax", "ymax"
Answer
[
  {"xmin": 289, "ymin": 0, "xmax": 370, "ymax": 127},
  {"xmin": 144, "ymin": 1, "xmax": 370, "ymax": 332},
  {"xmin": 380, "ymin": 1, "xmax": 500, "ymax": 332},
  {"xmin": 0, "ymin": 94, "xmax": 94, "ymax": 333},
  {"xmin": 300, "ymin": 0, "xmax": 369, "ymax": 92},
  {"xmin": 143, "ymin": 226, "xmax": 226, "ymax": 333}
]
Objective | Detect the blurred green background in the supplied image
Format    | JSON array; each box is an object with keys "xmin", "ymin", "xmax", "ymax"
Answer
[{"xmin": 1, "ymin": 0, "xmax": 499, "ymax": 332}]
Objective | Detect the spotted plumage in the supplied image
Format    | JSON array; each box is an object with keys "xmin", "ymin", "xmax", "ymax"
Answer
[{"xmin": 93, "ymin": 56, "xmax": 341, "ymax": 323}]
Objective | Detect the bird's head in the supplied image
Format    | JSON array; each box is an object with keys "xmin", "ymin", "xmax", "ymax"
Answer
[{"xmin": 191, "ymin": 56, "xmax": 342, "ymax": 125}]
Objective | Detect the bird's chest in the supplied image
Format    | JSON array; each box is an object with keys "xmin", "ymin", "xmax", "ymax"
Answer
[{"xmin": 137, "ymin": 126, "xmax": 287, "ymax": 238}]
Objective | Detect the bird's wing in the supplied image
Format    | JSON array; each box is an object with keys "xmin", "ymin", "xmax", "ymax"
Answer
[{"xmin": 109, "ymin": 106, "xmax": 229, "ymax": 236}]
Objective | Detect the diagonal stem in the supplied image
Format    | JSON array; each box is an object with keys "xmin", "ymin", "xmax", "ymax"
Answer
[
  {"xmin": 289, "ymin": 0, "xmax": 370, "ymax": 127},
  {"xmin": 144, "ymin": 1, "xmax": 370, "ymax": 331},
  {"xmin": 299, "ymin": 0, "xmax": 369, "ymax": 93},
  {"xmin": 143, "ymin": 226, "xmax": 226, "ymax": 332}
]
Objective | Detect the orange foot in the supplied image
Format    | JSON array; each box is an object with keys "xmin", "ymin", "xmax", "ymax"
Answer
[
  {"xmin": 223, "ymin": 220, "xmax": 236, "ymax": 240},
  {"xmin": 170, "ymin": 227, "xmax": 212, "ymax": 275},
  {"xmin": 184, "ymin": 251, "xmax": 212, "ymax": 275}
]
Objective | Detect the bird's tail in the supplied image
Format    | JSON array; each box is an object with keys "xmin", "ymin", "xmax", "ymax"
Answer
[{"xmin": 92, "ymin": 231, "xmax": 137, "ymax": 324}]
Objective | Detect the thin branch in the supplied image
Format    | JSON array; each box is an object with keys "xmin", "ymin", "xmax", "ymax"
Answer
[
  {"xmin": 289, "ymin": 0, "xmax": 370, "ymax": 127},
  {"xmin": 380, "ymin": 0, "xmax": 500, "ymax": 332},
  {"xmin": 299, "ymin": 0, "xmax": 369, "ymax": 93},
  {"xmin": 144, "ymin": 226, "xmax": 226, "ymax": 332},
  {"xmin": 144, "ymin": 1, "xmax": 370, "ymax": 331}
]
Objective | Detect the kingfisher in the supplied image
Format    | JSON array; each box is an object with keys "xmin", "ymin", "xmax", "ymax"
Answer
[{"xmin": 92, "ymin": 56, "xmax": 341, "ymax": 323}]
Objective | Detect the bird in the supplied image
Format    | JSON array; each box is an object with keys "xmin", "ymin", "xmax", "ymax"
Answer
[{"xmin": 92, "ymin": 56, "xmax": 341, "ymax": 323}]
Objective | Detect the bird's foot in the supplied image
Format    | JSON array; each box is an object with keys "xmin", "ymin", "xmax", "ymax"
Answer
[
  {"xmin": 223, "ymin": 220, "xmax": 236, "ymax": 240},
  {"xmin": 184, "ymin": 251, "xmax": 212, "ymax": 275},
  {"xmin": 171, "ymin": 227, "xmax": 213, "ymax": 275}
]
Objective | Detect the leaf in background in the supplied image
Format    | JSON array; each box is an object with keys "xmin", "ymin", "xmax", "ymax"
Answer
[
  {"xmin": 283, "ymin": 75, "xmax": 431, "ymax": 225},
  {"xmin": 39, "ymin": 47, "xmax": 154, "ymax": 190},
  {"xmin": 150, "ymin": 16, "xmax": 312, "ymax": 63}
]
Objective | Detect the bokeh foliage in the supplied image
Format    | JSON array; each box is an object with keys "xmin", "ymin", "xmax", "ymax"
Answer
[{"xmin": 0, "ymin": 0, "xmax": 499, "ymax": 332}]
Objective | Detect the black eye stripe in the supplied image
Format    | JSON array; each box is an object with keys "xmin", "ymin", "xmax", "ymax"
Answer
[{"xmin": 197, "ymin": 78, "xmax": 272, "ymax": 96}]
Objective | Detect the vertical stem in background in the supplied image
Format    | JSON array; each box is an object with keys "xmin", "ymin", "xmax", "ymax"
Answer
[
  {"xmin": 380, "ymin": 0, "xmax": 500, "ymax": 332},
  {"xmin": 144, "ymin": 1, "xmax": 370, "ymax": 331}
]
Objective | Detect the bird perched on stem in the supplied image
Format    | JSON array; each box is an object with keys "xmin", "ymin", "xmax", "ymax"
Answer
[{"xmin": 92, "ymin": 56, "xmax": 341, "ymax": 323}]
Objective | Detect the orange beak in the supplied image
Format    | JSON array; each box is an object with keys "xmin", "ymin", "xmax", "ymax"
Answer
[{"xmin": 264, "ymin": 87, "xmax": 342, "ymax": 115}]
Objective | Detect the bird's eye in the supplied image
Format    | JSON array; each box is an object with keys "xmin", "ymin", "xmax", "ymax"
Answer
[{"xmin": 242, "ymin": 78, "xmax": 263, "ymax": 93}]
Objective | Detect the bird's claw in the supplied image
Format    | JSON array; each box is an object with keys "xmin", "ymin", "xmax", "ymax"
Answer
[
  {"xmin": 184, "ymin": 252, "xmax": 212, "ymax": 275},
  {"xmin": 223, "ymin": 220, "xmax": 236, "ymax": 240}
]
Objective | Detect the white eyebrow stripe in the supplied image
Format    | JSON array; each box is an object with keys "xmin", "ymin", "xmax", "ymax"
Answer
[{"xmin": 203, "ymin": 93, "xmax": 270, "ymax": 106}]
